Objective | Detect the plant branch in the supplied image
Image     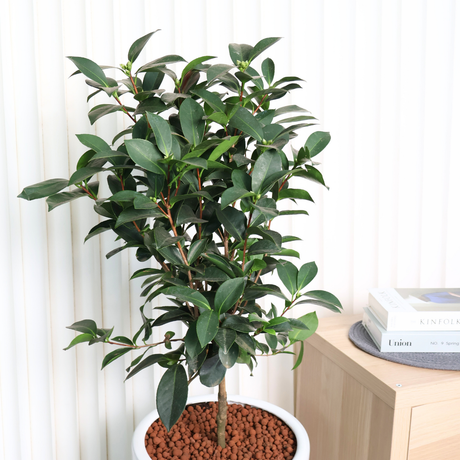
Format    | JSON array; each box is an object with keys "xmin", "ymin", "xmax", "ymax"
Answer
[{"xmin": 114, "ymin": 95, "xmax": 136, "ymax": 123}]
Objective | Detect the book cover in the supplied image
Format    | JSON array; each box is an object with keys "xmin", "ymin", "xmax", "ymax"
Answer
[
  {"xmin": 362, "ymin": 307, "xmax": 460, "ymax": 353},
  {"xmin": 368, "ymin": 288, "xmax": 460, "ymax": 331}
]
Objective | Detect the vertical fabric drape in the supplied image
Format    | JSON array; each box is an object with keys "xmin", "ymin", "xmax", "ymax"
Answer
[{"xmin": 1, "ymin": 1, "xmax": 458, "ymax": 459}]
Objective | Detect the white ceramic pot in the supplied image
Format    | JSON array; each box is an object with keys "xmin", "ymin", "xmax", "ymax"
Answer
[{"xmin": 132, "ymin": 394, "xmax": 310, "ymax": 460}]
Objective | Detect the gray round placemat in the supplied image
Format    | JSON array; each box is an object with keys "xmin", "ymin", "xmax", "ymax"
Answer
[{"xmin": 349, "ymin": 321, "xmax": 460, "ymax": 371}]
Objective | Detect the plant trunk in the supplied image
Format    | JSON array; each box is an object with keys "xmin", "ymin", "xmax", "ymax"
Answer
[{"xmin": 217, "ymin": 377, "xmax": 228, "ymax": 448}]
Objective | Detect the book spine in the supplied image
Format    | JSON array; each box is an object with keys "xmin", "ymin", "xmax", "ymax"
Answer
[
  {"xmin": 369, "ymin": 290, "xmax": 460, "ymax": 331},
  {"xmin": 363, "ymin": 310, "xmax": 460, "ymax": 352}
]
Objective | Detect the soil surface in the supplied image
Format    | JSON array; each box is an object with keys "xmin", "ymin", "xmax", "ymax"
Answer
[{"xmin": 144, "ymin": 402, "xmax": 297, "ymax": 460}]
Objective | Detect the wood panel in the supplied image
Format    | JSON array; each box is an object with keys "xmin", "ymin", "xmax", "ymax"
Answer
[
  {"xmin": 296, "ymin": 342, "xmax": 395, "ymax": 460},
  {"xmin": 407, "ymin": 399, "xmax": 460, "ymax": 460}
]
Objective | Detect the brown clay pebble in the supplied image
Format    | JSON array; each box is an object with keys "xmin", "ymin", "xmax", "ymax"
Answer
[{"xmin": 143, "ymin": 401, "xmax": 297, "ymax": 460}]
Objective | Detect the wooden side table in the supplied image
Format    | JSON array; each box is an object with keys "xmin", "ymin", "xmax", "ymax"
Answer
[{"xmin": 294, "ymin": 314, "xmax": 460, "ymax": 460}]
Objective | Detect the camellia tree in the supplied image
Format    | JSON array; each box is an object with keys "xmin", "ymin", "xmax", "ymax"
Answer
[{"xmin": 19, "ymin": 31, "xmax": 341, "ymax": 448}]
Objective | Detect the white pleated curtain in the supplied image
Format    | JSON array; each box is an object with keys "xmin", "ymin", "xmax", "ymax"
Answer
[{"xmin": 0, "ymin": 0, "xmax": 458, "ymax": 459}]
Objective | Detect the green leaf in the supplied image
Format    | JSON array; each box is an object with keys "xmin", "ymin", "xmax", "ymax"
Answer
[
  {"xmin": 199, "ymin": 354, "xmax": 226, "ymax": 387},
  {"xmin": 163, "ymin": 286, "xmax": 211, "ymax": 311},
  {"xmin": 179, "ymin": 98, "xmax": 205, "ymax": 146},
  {"xmin": 88, "ymin": 104, "xmax": 127, "ymax": 125},
  {"xmin": 288, "ymin": 312, "xmax": 318, "ymax": 342},
  {"xmin": 156, "ymin": 364, "xmax": 188, "ymax": 432},
  {"xmin": 68, "ymin": 167, "xmax": 104, "ymax": 186},
  {"xmin": 248, "ymin": 240, "xmax": 280, "ymax": 255},
  {"xmin": 153, "ymin": 227, "xmax": 184, "ymax": 249},
  {"xmin": 221, "ymin": 316, "xmax": 255, "ymax": 333},
  {"xmin": 278, "ymin": 188, "xmax": 313, "ymax": 202},
  {"xmin": 192, "ymin": 88, "xmax": 225, "ymax": 113},
  {"xmin": 63, "ymin": 333, "xmax": 94, "ymax": 350},
  {"xmin": 128, "ymin": 30, "xmax": 159, "ymax": 63},
  {"xmin": 181, "ymin": 55, "xmax": 216, "ymax": 80},
  {"xmin": 187, "ymin": 239, "xmax": 207, "ymax": 264},
  {"xmin": 305, "ymin": 131, "xmax": 331, "ymax": 158},
  {"xmin": 301, "ymin": 290, "xmax": 342, "ymax": 310},
  {"xmin": 18, "ymin": 178, "xmax": 69, "ymax": 201},
  {"xmin": 251, "ymin": 150, "xmax": 281, "ymax": 194},
  {"xmin": 228, "ymin": 43, "xmax": 253, "ymax": 65},
  {"xmin": 76, "ymin": 134, "xmax": 110, "ymax": 152},
  {"xmin": 248, "ymin": 37, "xmax": 281, "ymax": 62},
  {"xmin": 67, "ymin": 56, "xmax": 109, "ymax": 86},
  {"xmin": 197, "ymin": 310, "xmax": 219, "ymax": 347},
  {"xmin": 184, "ymin": 322, "xmax": 204, "ymax": 359},
  {"xmin": 277, "ymin": 260, "xmax": 298, "ymax": 296},
  {"xmin": 273, "ymin": 105, "xmax": 307, "ymax": 117},
  {"xmin": 207, "ymin": 63, "xmax": 234, "ymax": 83},
  {"xmin": 208, "ymin": 136, "xmax": 240, "ymax": 162},
  {"xmin": 219, "ymin": 342, "xmax": 239, "ymax": 369},
  {"xmin": 262, "ymin": 58, "xmax": 275, "ymax": 86},
  {"xmin": 221, "ymin": 186, "xmax": 254, "ymax": 209},
  {"xmin": 84, "ymin": 219, "xmax": 114, "ymax": 242},
  {"xmin": 101, "ymin": 348, "xmax": 132, "ymax": 369},
  {"xmin": 146, "ymin": 112, "xmax": 172, "ymax": 156},
  {"xmin": 231, "ymin": 169, "xmax": 251, "ymax": 190},
  {"xmin": 242, "ymin": 284, "xmax": 287, "ymax": 301},
  {"xmin": 234, "ymin": 332, "xmax": 256, "ymax": 355},
  {"xmin": 125, "ymin": 139, "xmax": 166, "ymax": 175},
  {"xmin": 214, "ymin": 328, "xmax": 237, "ymax": 353},
  {"xmin": 246, "ymin": 227, "xmax": 282, "ymax": 246},
  {"xmin": 292, "ymin": 341, "xmax": 304, "ymax": 370},
  {"xmin": 125, "ymin": 353, "xmax": 165, "ymax": 380},
  {"xmin": 115, "ymin": 207, "xmax": 163, "ymax": 228},
  {"xmin": 297, "ymin": 262, "xmax": 318, "ymax": 291},
  {"xmin": 215, "ymin": 278, "xmax": 246, "ymax": 314},
  {"xmin": 216, "ymin": 207, "xmax": 246, "ymax": 242},
  {"xmin": 265, "ymin": 332, "xmax": 278, "ymax": 351},
  {"xmin": 228, "ymin": 107, "xmax": 264, "ymax": 142},
  {"xmin": 202, "ymin": 253, "xmax": 235, "ymax": 278},
  {"xmin": 47, "ymin": 187, "xmax": 90, "ymax": 211},
  {"xmin": 67, "ymin": 319, "xmax": 97, "ymax": 335}
]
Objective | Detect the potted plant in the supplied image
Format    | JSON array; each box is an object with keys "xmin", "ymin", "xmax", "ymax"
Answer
[{"xmin": 18, "ymin": 31, "xmax": 342, "ymax": 459}]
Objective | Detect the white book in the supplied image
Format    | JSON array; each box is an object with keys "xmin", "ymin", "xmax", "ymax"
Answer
[
  {"xmin": 368, "ymin": 288, "xmax": 460, "ymax": 331},
  {"xmin": 363, "ymin": 307, "xmax": 460, "ymax": 353}
]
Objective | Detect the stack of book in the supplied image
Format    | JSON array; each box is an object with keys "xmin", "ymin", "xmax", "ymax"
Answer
[{"xmin": 363, "ymin": 288, "xmax": 460, "ymax": 353}]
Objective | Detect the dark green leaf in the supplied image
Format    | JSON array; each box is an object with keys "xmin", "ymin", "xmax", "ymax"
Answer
[
  {"xmin": 228, "ymin": 107, "xmax": 264, "ymax": 142},
  {"xmin": 288, "ymin": 312, "xmax": 318, "ymax": 342},
  {"xmin": 47, "ymin": 187, "xmax": 91, "ymax": 211},
  {"xmin": 88, "ymin": 104, "xmax": 128, "ymax": 125},
  {"xmin": 163, "ymin": 286, "xmax": 211, "ymax": 311},
  {"xmin": 67, "ymin": 319, "xmax": 97, "ymax": 335},
  {"xmin": 216, "ymin": 207, "xmax": 246, "ymax": 242},
  {"xmin": 208, "ymin": 136, "xmax": 240, "ymax": 161},
  {"xmin": 247, "ymin": 240, "xmax": 280, "ymax": 255},
  {"xmin": 184, "ymin": 322, "xmax": 204, "ymax": 359},
  {"xmin": 246, "ymin": 228, "xmax": 282, "ymax": 246},
  {"xmin": 305, "ymin": 131, "xmax": 331, "ymax": 158},
  {"xmin": 181, "ymin": 55, "xmax": 216, "ymax": 80},
  {"xmin": 187, "ymin": 239, "xmax": 207, "ymax": 264},
  {"xmin": 199, "ymin": 354, "xmax": 226, "ymax": 387},
  {"xmin": 63, "ymin": 333, "xmax": 94, "ymax": 350},
  {"xmin": 215, "ymin": 278, "xmax": 246, "ymax": 314},
  {"xmin": 76, "ymin": 134, "xmax": 110, "ymax": 152},
  {"xmin": 137, "ymin": 54, "xmax": 186, "ymax": 73},
  {"xmin": 277, "ymin": 260, "xmax": 298, "ymax": 295},
  {"xmin": 251, "ymin": 150, "xmax": 281, "ymax": 194},
  {"xmin": 101, "ymin": 348, "xmax": 132, "ymax": 369},
  {"xmin": 84, "ymin": 219, "xmax": 114, "ymax": 242},
  {"xmin": 278, "ymin": 188, "xmax": 313, "ymax": 202},
  {"xmin": 248, "ymin": 37, "xmax": 281, "ymax": 62},
  {"xmin": 197, "ymin": 310, "xmax": 219, "ymax": 347},
  {"xmin": 68, "ymin": 167, "xmax": 104, "ymax": 186},
  {"xmin": 128, "ymin": 30, "xmax": 159, "ymax": 63},
  {"xmin": 115, "ymin": 207, "xmax": 163, "ymax": 228},
  {"xmin": 219, "ymin": 342, "xmax": 239, "ymax": 369},
  {"xmin": 221, "ymin": 186, "xmax": 254, "ymax": 209},
  {"xmin": 214, "ymin": 328, "xmax": 237, "ymax": 353},
  {"xmin": 297, "ymin": 262, "xmax": 318, "ymax": 291},
  {"xmin": 125, "ymin": 139, "xmax": 165, "ymax": 175},
  {"xmin": 157, "ymin": 364, "xmax": 188, "ymax": 432},
  {"xmin": 146, "ymin": 112, "xmax": 172, "ymax": 156},
  {"xmin": 228, "ymin": 43, "xmax": 253, "ymax": 65},
  {"xmin": 179, "ymin": 98, "xmax": 205, "ymax": 146},
  {"xmin": 301, "ymin": 290, "xmax": 342, "ymax": 309},
  {"xmin": 67, "ymin": 56, "xmax": 108, "ymax": 86},
  {"xmin": 125, "ymin": 353, "xmax": 165, "ymax": 380},
  {"xmin": 242, "ymin": 284, "xmax": 287, "ymax": 301},
  {"xmin": 265, "ymin": 332, "xmax": 278, "ymax": 351},
  {"xmin": 262, "ymin": 58, "xmax": 275, "ymax": 85},
  {"xmin": 191, "ymin": 88, "xmax": 225, "ymax": 113},
  {"xmin": 221, "ymin": 316, "xmax": 255, "ymax": 333},
  {"xmin": 154, "ymin": 226, "xmax": 184, "ymax": 249},
  {"xmin": 207, "ymin": 63, "xmax": 234, "ymax": 83},
  {"xmin": 292, "ymin": 341, "xmax": 304, "ymax": 370},
  {"xmin": 18, "ymin": 178, "xmax": 69, "ymax": 201},
  {"xmin": 202, "ymin": 253, "xmax": 235, "ymax": 278},
  {"xmin": 273, "ymin": 105, "xmax": 307, "ymax": 117},
  {"xmin": 234, "ymin": 332, "xmax": 256, "ymax": 355}
]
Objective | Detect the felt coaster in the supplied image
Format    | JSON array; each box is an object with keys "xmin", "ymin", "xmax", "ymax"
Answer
[{"xmin": 348, "ymin": 321, "xmax": 460, "ymax": 371}]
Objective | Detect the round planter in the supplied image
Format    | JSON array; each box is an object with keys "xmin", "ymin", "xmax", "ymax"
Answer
[{"xmin": 132, "ymin": 394, "xmax": 310, "ymax": 460}]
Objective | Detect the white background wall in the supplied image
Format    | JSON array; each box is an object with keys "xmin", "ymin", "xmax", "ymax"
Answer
[{"xmin": 1, "ymin": 1, "xmax": 459, "ymax": 459}]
